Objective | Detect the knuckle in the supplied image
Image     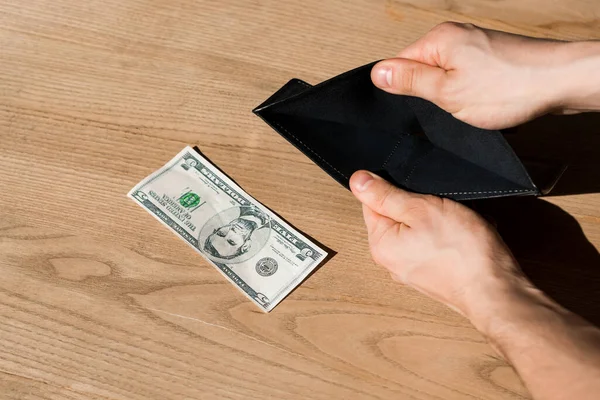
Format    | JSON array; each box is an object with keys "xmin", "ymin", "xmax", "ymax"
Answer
[
  {"xmin": 472, "ymin": 26, "xmax": 490, "ymax": 43},
  {"xmin": 431, "ymin": 21, "xmax": 477, "ymax": 39},
  {"xmin": 422, "ymin": 193, "xmax": 444, "ymax": 206},
  {"xmin": 407, "ymin": 197, "xmax": 431, "ymax": 212},
  {"xmin": 406, "ymin": 195, "xmax": 442, "ymax": 217},
  {"xmin": 431, "ymin": 21, "xmax": 463, "ymax": 35}
]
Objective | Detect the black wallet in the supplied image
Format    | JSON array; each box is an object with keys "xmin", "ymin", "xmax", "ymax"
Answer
[{"xmin": 254, "ymin": 62, "xmax": 565, "ymax": 201}]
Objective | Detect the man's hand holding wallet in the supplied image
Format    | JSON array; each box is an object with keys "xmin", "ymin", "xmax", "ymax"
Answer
[
  {"xmin": 254, "ymin": 23, "xmax": 585, "ymax": 201},
  {"xmin": 255, "ymin": 22, "xmax": 600, "ymax": 400}
]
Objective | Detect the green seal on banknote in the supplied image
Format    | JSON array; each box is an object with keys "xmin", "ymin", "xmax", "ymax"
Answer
[
  {"xmin": 127, "ymin": 146, "xmax": 328, "ymax": 312},
  {"xmin": 179, "ymin": 192, "xmax": 201, "ymax": 208}
]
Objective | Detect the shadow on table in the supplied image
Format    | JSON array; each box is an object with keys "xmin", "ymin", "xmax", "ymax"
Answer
[
  {"xmin": 472, "ymin": 112, "xmax": 600, "ymax": 325},
  {"xmin": 474, "ymin": 197, "xmax": 600, "ymax": 326},
  {"xmin": 506, "ymin": 112, "xmax": 600, "ymax": 196}
]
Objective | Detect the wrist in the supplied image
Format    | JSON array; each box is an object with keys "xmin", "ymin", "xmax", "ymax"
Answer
[
  {"xmin": 466, "ymin": 274, "xmax": 570, "ymax": 360},
  {"xmin": 460, "ymin": 258, "xmax": 538, "ymax": 335},
  {"xmin": 470, "ymin": 283, "xmax": 549, "ymax": 336},
  {"xmin": 550, "ymin": 41, "xmax": 600, "ymax": 113}
]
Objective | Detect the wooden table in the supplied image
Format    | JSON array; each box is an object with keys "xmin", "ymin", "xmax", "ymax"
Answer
[{"xmin": 2, "ymin": 1, "xmax": 600, "ymax": 399}]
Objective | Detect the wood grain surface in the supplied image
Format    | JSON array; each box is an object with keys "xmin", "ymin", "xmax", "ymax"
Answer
[{"xmin": 1, "ymin": 1, "xmax": 600, "ymax": 399}]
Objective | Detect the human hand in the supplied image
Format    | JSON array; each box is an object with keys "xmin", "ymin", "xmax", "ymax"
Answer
[
  {"xmin": 350, "ymin": 170, "xmax": 532, "ymax": 323},
  {"xmin": 371, "ymin": 22, "xmax": 600, "ymax": 129}
]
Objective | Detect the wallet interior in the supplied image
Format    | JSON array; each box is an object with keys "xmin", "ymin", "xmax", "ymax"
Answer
[{"xmin": 254, "ymin": 62, "xmax": 553, "ymax": 201}]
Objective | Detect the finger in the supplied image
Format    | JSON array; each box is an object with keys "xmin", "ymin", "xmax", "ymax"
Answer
[
  {"xmin": 397, "ymin": 36, "xmax": 436, "ymax": 65},
  {"xmin": 397, "ymin": 22, "xmax": 471, "ymax": 65},
  {"xmin": 362, "ymin": 203, "xmax": 396, "ymax": 238},
  {"xmin": 350, "ymin": 170, "xmax": 417, "ymax": 224},
  {"xmin": 362, "ymin": 203, "xmax": 379, "ymax": 229},
  {"xmin": 364, "ymin": 204, "xmax": 411, "ymax": 253},
  {"xmin": 371, "ymin": 58, "xmax": 447, "ymax": 102}
]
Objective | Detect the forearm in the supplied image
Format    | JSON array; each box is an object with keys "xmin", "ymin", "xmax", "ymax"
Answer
[
  {"xmin": 470, "ymin": 279, "xmax": 600, "ymax": 400},
  {"xmin": 552, "ymin": 40, "xmax": 600, "ymax": 113}
]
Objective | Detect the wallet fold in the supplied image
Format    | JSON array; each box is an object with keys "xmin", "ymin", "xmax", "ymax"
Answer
[{"xmin": 254, "ymin": 62, "xmax": 555, "ymax": 201}]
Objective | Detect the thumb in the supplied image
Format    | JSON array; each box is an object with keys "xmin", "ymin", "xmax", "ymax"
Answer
[
  {"xmin": 350, "ymin": 171, "xmax": 418, "ymax": 224},
  {"xmin": 371, "ymin": 58, "xmax": 447, "ymax": 102}
]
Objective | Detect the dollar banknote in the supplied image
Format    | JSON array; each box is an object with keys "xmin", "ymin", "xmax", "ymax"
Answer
[{"xmin": 128, "ymin": 146, "xmax": 328, "ymax": 312}]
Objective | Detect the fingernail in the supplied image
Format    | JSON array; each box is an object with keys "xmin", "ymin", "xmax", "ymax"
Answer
[
  {"xmin": 353, "ymin": 171, "xmax": 374, "ymax": 192},
  {"xmin": 373, "ymin": 66, "xmax": 392, "ymax": 88}
]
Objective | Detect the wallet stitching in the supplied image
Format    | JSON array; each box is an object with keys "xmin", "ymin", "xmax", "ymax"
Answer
[
  {"xmin": 294, "ymin": 79, "xmax": 312, "ymax": 89},
  {"xmin": 438, "ymin": 189, "xmax": 532, "ymax": 196},
  {"xmin": 381, "ymin": 137, "xmax": 403, "ymax": 168},
  {"xmin": 270, "ymin": 74, "xmax": 536, "ymax": 197},
  {"xmin": 403, "ymin": 148, "xmax": 433, "ymax": 184},
  {"xmin": 403, "ymin": 143, "xmax": 535, "ymax": 196},
  {"xmin": 272, "ymin": 122, "xmax": 349, "ymax": 179}
]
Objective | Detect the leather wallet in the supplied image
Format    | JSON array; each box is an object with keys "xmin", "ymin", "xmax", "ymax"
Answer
[{"xmin": 253, "ymin": 61, "xmax": 565, "ymax": 200}]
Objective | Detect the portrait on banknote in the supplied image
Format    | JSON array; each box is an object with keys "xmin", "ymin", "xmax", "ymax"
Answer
[
  {"xmin": 198, "ymin": 205, "xmax": 271, "ymax": 264},
  {"xmin": 128, "ymin": 146, "xmax": 328, "ymax": 311}
]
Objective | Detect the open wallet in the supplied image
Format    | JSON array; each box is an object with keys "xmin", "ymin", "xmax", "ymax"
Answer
[{"xmin": 253, "ymin": 61, "xmax": 566, "ymax": 201}]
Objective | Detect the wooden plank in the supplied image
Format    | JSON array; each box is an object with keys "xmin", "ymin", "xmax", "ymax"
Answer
[{"xmin": 1, "ymin": 0, "xmax": 599, "ymax": 398}]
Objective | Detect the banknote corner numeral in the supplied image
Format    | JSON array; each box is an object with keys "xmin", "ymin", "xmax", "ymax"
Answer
[
  {"xmin": 255, "ymin": 292, "xmax": 271, "ymax": 308},
  {"xmin": 133, "ymin": 190, "xmax": 147, "ymax": 202}
]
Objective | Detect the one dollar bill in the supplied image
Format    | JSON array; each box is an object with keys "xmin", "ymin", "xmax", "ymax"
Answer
[{"xmin": 128, "ymin": 146, "xmax": 328, "ymax": 312}]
